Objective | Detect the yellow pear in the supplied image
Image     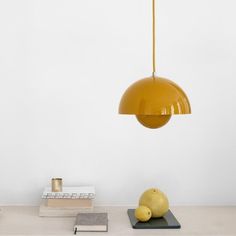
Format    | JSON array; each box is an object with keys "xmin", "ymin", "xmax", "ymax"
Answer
[
  {"xmin": 139, "ymin": 188, "xmax": 169, "ymax": 218},
  {"xmin": 135, "ymin": 205, "xmax": 152, "ymax": 222}
]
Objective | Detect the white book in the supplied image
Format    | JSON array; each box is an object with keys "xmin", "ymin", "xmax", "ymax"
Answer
[
  {"xmin": 39, "ymin": 200, "xmax": 93, "ymax": 217},
  {"xmin": 42, "ymin": 186, "xmax": 95, "ymax": 199}
]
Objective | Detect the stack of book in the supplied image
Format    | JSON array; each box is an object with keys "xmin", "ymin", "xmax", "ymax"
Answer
[{"xmin": 39, "ymin": 186, "xmax": 95, "ymax": 217}]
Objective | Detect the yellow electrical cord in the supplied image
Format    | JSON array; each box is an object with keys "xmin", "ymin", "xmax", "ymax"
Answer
[{"xmin": 152, "ymin": 0, "xmax": 156, "ymax": 78}]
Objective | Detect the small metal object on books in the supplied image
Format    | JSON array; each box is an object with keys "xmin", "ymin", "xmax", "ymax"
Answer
[{"xmin": 51, "ymin": 178, "xmax": 63, "ymax": 192}]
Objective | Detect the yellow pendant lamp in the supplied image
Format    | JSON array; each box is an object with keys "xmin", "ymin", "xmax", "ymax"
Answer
[{"xmin": 119, "ymin": 0, "xmax": 191, "ymax": 129}]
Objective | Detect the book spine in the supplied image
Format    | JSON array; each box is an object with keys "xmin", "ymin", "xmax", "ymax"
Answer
[
  {"xmin": 42, "ymin": 192, "xmax": 95, "ymax": 199},
  {"xmin": 46, "ymin": 199, "xmax": 93, "ymax": 208},
  {"xmin": 39, "ymin": 208, "xmax": 93, "ymax": 217}
]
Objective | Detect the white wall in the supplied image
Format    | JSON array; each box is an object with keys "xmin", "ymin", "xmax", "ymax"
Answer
[{"xmin": 0, "ymin": 0, "xmax": 236, "ymax": 206}]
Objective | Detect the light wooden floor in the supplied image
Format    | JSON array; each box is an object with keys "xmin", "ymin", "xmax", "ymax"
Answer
[{"xmin": 0, "ymin": 206, "xmax": 235, "ymax": 235}]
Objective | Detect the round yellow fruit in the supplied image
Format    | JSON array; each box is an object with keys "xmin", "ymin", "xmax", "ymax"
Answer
[
  {"xmin": 139, "ymin": 188, "xmax": 169, "ymax": 218},
  {"xmin": 134, "ymin": 205, "xmax": 152, "ymax": 222}
]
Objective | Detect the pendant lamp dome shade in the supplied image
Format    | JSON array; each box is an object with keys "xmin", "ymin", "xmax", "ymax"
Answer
[
  {"xmin": 119, "ymin": 77, "xmax": 191, "ymax": 128},
  {"xmin": 119, "ymin": 77, "xmax": 191, "ymax": 115}
]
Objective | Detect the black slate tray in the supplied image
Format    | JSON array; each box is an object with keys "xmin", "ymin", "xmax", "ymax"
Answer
[{"xmin": 127, "ymin": 209, "xmax": 181, "ymax": 229}]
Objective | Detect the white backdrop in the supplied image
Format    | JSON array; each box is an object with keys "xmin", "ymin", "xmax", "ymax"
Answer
[{"xmin": 0, "ymin": 0, "xmax": 235, "ymax": 206}]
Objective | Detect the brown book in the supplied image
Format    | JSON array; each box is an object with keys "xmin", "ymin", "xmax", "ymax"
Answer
[{"xmin": 46, "ymin": 199, "xmax": 93, "ymax": 208}]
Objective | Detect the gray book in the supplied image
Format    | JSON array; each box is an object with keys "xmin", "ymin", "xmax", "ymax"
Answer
[{"xmin": 74, "ymin": 213, "xmax": 108, "ymax": 234}]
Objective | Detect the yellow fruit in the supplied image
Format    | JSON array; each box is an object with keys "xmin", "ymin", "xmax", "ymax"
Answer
[
  {"xmin": 139, "ymin": 188, "xmax": 169, "ymax": 218},
  {"xmin": 134, "ymin": 205, "xmax": 152, "ymax": 222}
]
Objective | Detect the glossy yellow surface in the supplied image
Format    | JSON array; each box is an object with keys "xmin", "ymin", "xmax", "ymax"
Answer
[
  {"xmin": 119, "ymin": 76, "xmax": 191, "ymax": 115},
  {"xmin": 136, "ymin": 115, "xmax": 171, "ymax": 129}
]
